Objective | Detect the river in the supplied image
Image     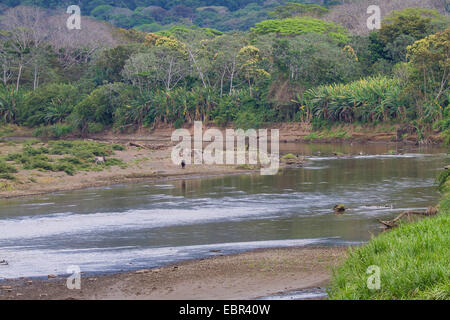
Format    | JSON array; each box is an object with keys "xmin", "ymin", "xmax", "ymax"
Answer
[{"xmin": 0, "ymin": 143, "xmax": 447, "ymax": 279}]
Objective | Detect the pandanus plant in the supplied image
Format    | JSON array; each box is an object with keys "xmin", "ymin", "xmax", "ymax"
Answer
[
  {"xmin": 302, "ymin": 77, "xmax": 406, "ymax": 123},
  {"xmin": 0, "ymin": 86, "xmax": 22, "ymax": 123}
]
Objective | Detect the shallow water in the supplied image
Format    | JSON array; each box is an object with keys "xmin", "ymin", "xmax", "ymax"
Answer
[
  {"xmin": 257, "ymin": 288, "xmax": 328, "ymax": 300},
  {"xmin": 0, "ymin": 143, "xmax": 447, "ymax": 279}
]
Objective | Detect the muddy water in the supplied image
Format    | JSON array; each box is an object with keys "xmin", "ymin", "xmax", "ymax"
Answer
[{"xmin": 0, "ymin": 143, "xmax": 447, "ymax": 279}]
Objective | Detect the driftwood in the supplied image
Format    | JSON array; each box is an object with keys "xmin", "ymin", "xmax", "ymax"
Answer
[
  {"xmin": 128, "ymin": 142, "xmax": 166, "ymax": 150},
  {"xmin": 129, "ymin": 142, "xmax": 149, "ymax": 149},
  {"xmin": 378, "ymin": 207, "xmax": 438, "ymax": 229}
]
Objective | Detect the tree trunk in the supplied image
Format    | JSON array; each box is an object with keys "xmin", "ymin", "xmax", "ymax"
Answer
[
  {"xmin": 16, "ymin": 64, "xmax": 23, "ymax": 91},
  {"xmin": 33, "ymin": 65, "xmax": 38, "ymax": 90},
  {"xmin": 188, "ymin": 48, "xmax": 207, "ymax": 89},
  {"xmin": 229, "ymin": 58, "xmax": 236, "ymax": 95}
]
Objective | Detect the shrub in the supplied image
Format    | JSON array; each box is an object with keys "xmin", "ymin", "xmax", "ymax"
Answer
[
  {"xmin": 20, "ymin": 83, "xmax": 81, "ymax": 126},
  {"xmin": 112, "ymin": 144, "xmax": 126, "ymax": 151},
  {"xmin": 173, "ymin": 118, "xmax": 184, "ymax": 129},
  {"xmin": 0, "ymin": 173, "xmax": 16, "ymax": 180},
  {"xmin": 33, "ymin": 124, "xmax": 73, "ymax": 139},
  {"xmin": 0, "ymin": 159, "xmax": 18, "ymax": 175},
  {"xmin": 0, "ymin": 85, "xmax": 25, "ymax": 124},
  {"xmin": 442, "ymin": 130, "xmax": 450, "ymax": 146},
  {"xmin": 88, "ymin": 122, "xmax": 105, "ymax": 134}
]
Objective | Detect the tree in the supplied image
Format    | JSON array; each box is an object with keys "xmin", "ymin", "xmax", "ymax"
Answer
[
  {"xmin": 377, "ymin": 8, "xmax": 448, "ymax": 63},
  {"xmin": 407, "ymin": 29, "xmax": 449, "ymax": 102},
  {"xmin": 169, "ymin": 4, "xmax": 195, "ymax": 20},
  {"xmin": 157, "ymin": 26, "xmax": 223, "ymax": 89},
  {"xmin": 46, "ymin": 14, "xmax": 116, "ymax": 71},
  {"xmin": 251, "ymin": 17, "xmax": 350, "ymax": 43},
  {"xmin": 272, "ymin": 33, "xmax": 361, "ymax": 86},
  {"xmin": 202, "ymin": 33, "xmax": 247, "ymax": 95},
  {"xmin": 122, "ymin": 37, "xmax": 189, "ymax": 91},
  {"xmin": 0, "ymin": 31, "xmax": 14, "ymax": 86},
  {"xmin": 269, "ymin": 3, "xmax": 328, "ymax": 19},
  {"xmin": 0, "ymin": 6, "xmax": 48, "ymax": 90},
  {"xmin": 237, "ymin": 45, "xmax": 270, "ymax": 96},
  {"xmin": 378, "ymin": 9, "xmax": 434, "ymax": 46},
  {"xmin": 93, "ymin": 45, "xmax": 136, "ymax": 84}
]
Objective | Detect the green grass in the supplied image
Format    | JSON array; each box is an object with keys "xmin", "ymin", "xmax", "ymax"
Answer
[
  {"xmin": 0, "ymin": 125, "xmax": 15, "ymax": 137},
  {"xmin": 281, "ymin": 153, "xmax": 297, "ymax": 160},
  {"xmin": 1, "ymin": 140, "xmax": 126, "ymax": 178},
  {"xmin": 304, "ymin": 132, "xmax": 320, "ymax": 140},
  {"xmin": 328, "ymin": 171, "xmax": 450, "ymax": 300},
  {"xmin": 442, "ymin": 129, "xmax": 450, "ymax": 146}
]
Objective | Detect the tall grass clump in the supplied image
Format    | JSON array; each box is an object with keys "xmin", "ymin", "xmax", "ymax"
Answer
[
  {"xmin": 303, "ymin": 77, "xmax": 410, "ymax": 123},
  {"xmin": 0, "ymin": 159, "xmax": 18, "ymax": 180},
  {"xmin": 328, "ymin": 170, "xmax": 450, "ymax": 300}
]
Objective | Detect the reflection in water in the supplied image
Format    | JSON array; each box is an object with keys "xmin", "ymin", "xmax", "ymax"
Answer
[{"xmin": 0, "ymin": 143, "xmax": 447, "ymax": 278}]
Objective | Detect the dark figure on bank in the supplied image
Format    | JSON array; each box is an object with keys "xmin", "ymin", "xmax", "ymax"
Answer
[{"xmin": 181, "ymin": 160, "xmax": 186, "ymax": 169}]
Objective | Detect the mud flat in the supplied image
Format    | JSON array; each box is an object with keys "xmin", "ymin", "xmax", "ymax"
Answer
[{"xmin": 0, "ymin": 246, "xmax": 348, "ymax": 300}]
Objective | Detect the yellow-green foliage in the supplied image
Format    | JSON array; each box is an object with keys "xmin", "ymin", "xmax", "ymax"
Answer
[
  {"xmin": 269, "ymin": 3, "xmax": 328, "ymax": 19},
  {"xmin": 251, "ymin": 17, "xmax": 349, "ymax": 43}
]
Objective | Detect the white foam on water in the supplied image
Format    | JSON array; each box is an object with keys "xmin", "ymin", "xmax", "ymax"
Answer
[
  {"xmin": 0, "ymin": 238, "xmax": 334, "ymax": 279},
  {"xmin": 0, "ymin": 206, "xmax": 274, "ymax": 241},
  {"xmin": 257, "ymin": 288, "xmax": 328, "ymax": 300},
  {"xmin": 309, "ymin": 153, "xmax": 429, "ymax": 161}
]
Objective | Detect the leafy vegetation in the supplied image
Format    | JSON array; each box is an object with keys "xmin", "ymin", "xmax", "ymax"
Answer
[
  {"xmin": 251, "ymin": 17, "xmax": 349, "ymax": 43},
  {"xmin": 328, "ymin": 167, "xmax": 450, "ymax": 300},
  {"xmin": 328, "ymin": 210, "xmax": 449, "ymax": 299},
  {"xmin": 0, "ymin": 140, "xmax": 126, "ymax": 178},
  {"xmin": 0, "ymin": 3, "xmax": 447, "ymax": 142},
  {"xmin": 302, "ymin": 77, "xmax": 410, "ymax": 123}
]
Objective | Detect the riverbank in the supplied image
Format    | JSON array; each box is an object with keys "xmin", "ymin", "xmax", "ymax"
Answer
[
  {"xmin": 0, "ymin": 139, "xmax": 255, "ymax": 199},
  {"xmin": 0, "ymin": 246, "xmax": 348, "ymax": 300},
  {"xmin": 1, "ymin": 122, "xmax": 446, "ymax": 199},
  {"xmin": 1, "ymin": 122, "xmax": 445, "ymax": 144},
  {"xmin": 0, "ymin": 136, "xmax": 446, "ymax": 300},
  {"xmin": 328, "ymin": 170, "xmax": 450, "ymax": 300}
]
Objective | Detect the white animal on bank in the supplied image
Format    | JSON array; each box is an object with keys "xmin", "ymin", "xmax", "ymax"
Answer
[{"xmin": 95, "ymin": 156, "xmax": 106, "ymax": 164}]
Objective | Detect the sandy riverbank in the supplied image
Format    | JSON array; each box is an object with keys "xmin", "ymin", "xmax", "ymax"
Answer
[
  {"xmin": 0, "ymin": 141, "xmax": 258, "ymax": 199},
  {"xmin": 0, "ymin": 246, "xmax": 348, "ymax": 300}
]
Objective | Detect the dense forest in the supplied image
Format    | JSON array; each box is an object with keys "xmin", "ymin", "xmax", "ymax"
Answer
[
  {"xmin": 0, "ymin": 0, "xmax": 448, "ymax": 142},
  {"xmin": 0, "ymin": 1, "xmax": 342, "ymax": 31}
]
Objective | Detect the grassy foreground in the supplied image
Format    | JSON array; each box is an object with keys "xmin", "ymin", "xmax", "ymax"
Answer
[{"xmin": 328, "ymin": 172, "xmax": 450, "ymax": 300}]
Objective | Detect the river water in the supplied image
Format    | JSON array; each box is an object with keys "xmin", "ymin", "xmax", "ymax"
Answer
[{"xmin": 0, "ymin": 143, "xmax": 447, "ymax": 279}]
